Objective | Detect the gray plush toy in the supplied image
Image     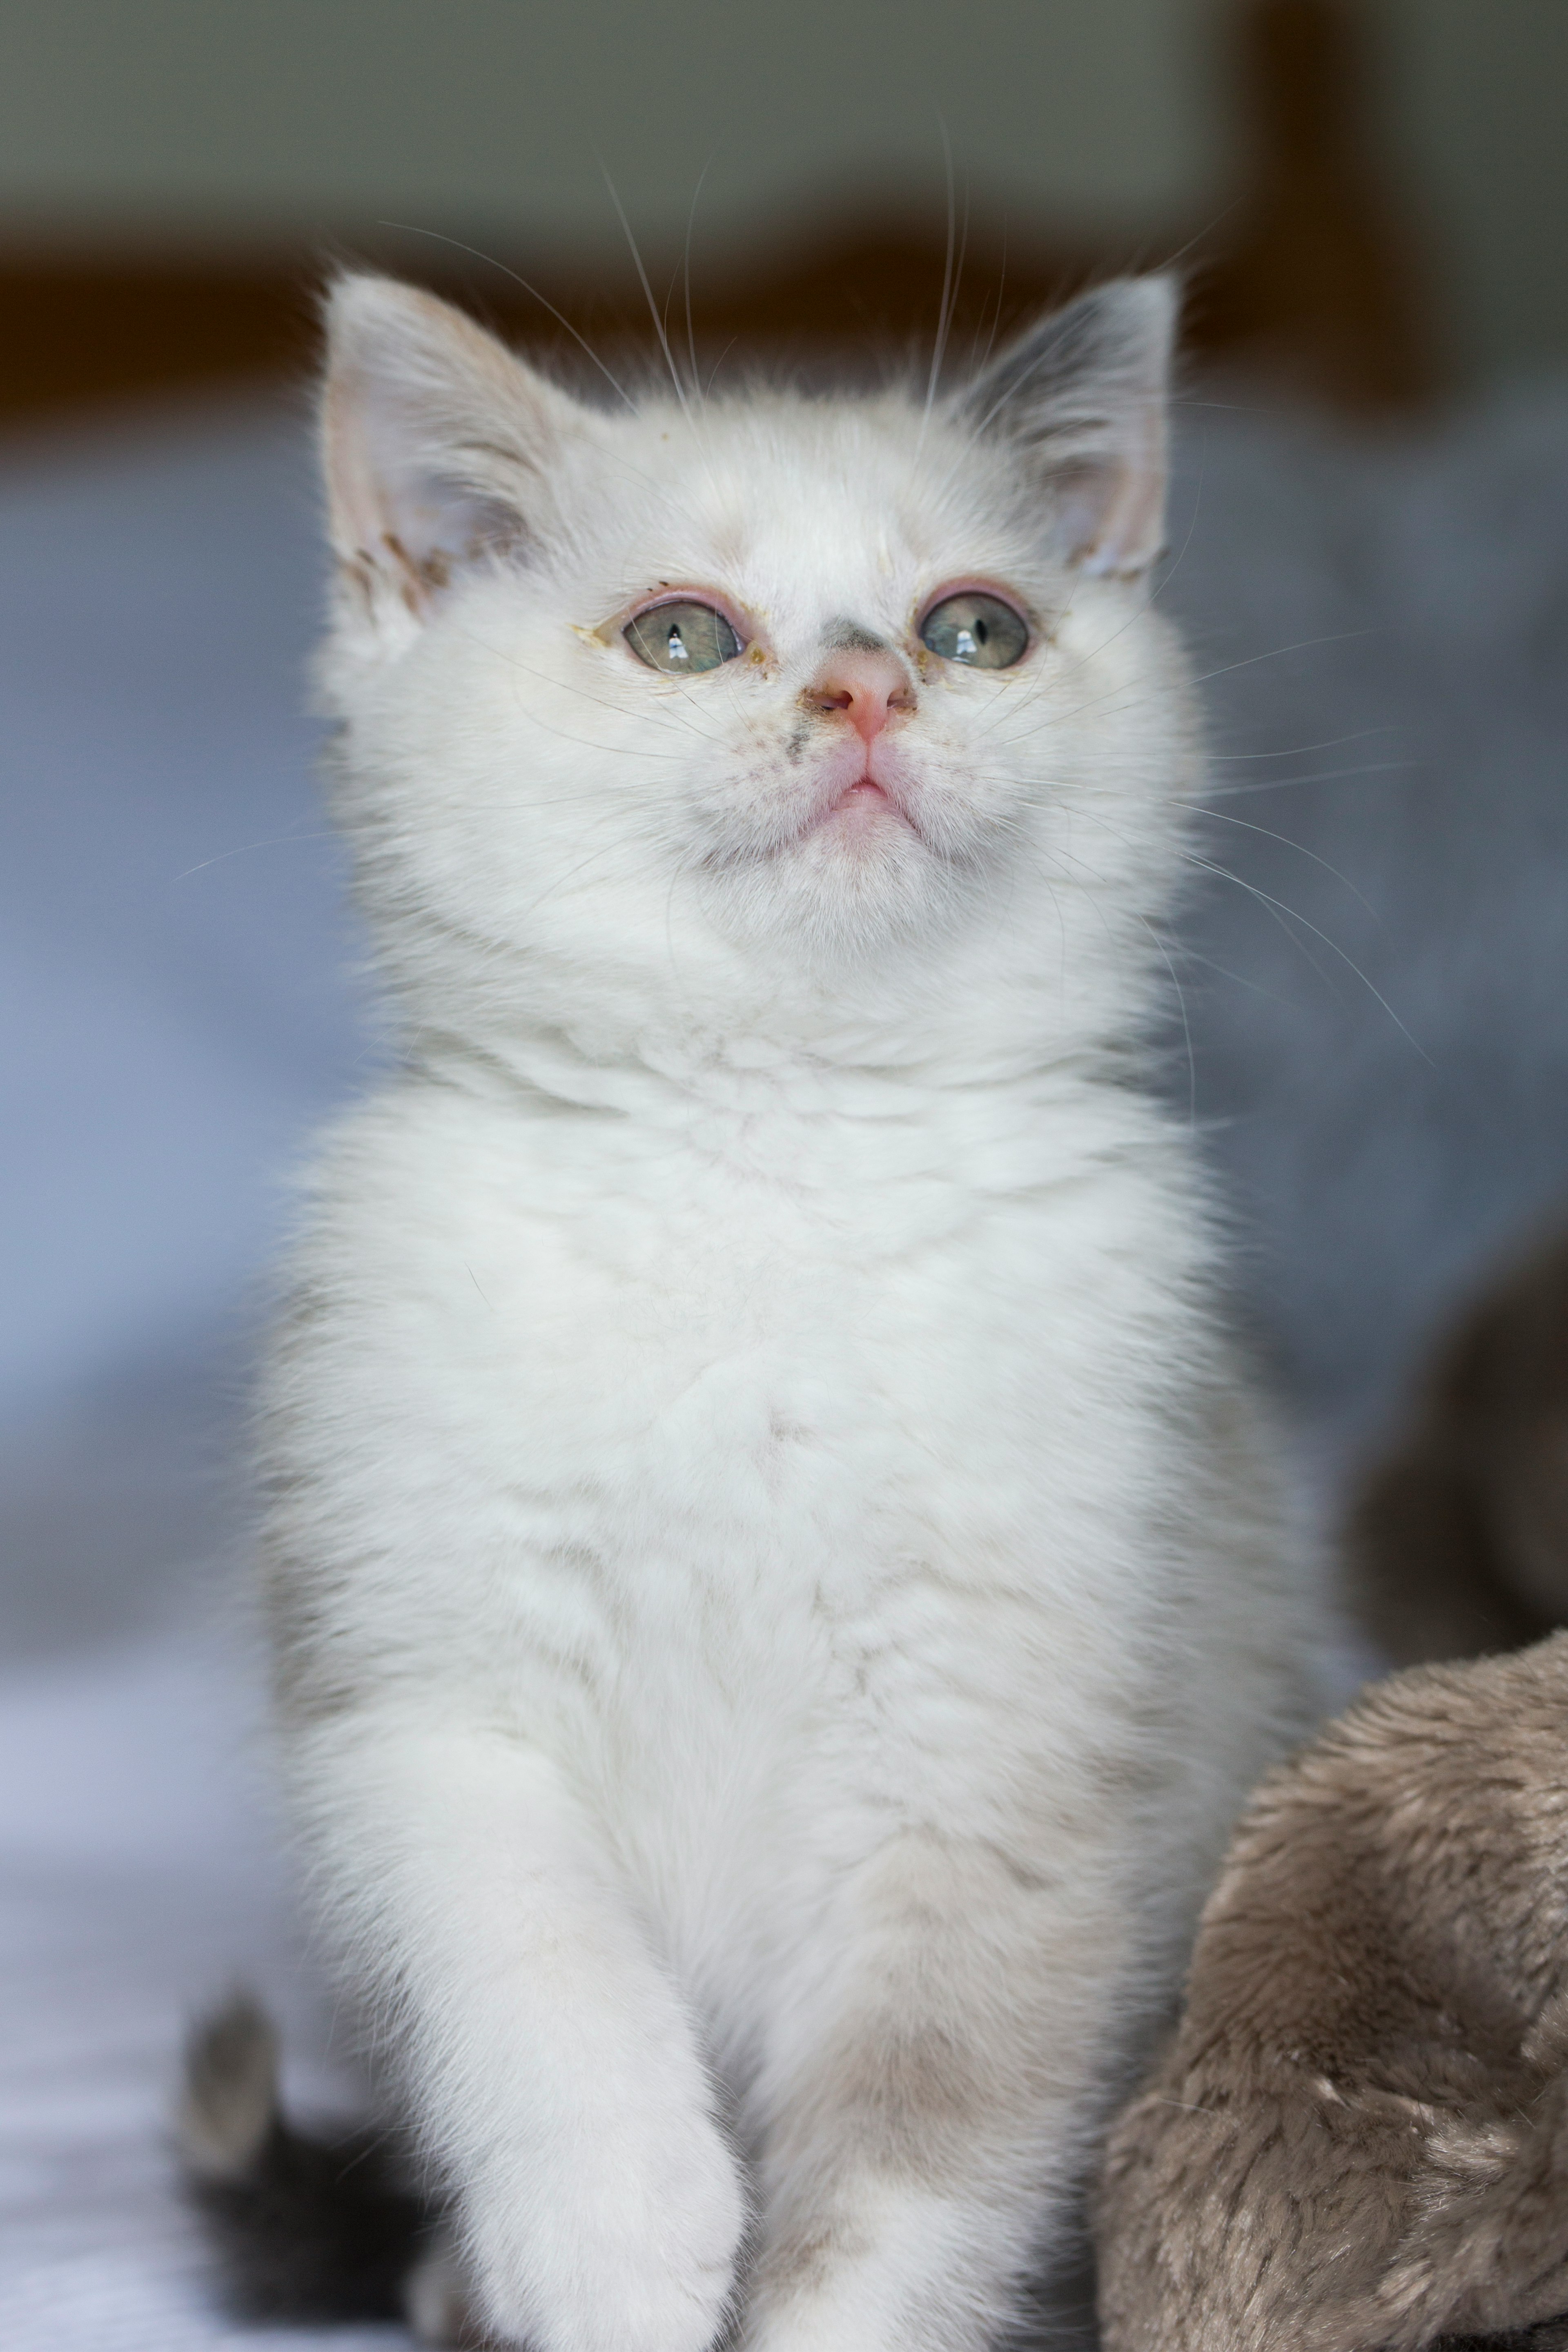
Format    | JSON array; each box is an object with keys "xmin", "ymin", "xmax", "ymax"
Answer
[{"xmin": 1095, "ymin": 1633, "xmax": 1568, "ymax": 2352}]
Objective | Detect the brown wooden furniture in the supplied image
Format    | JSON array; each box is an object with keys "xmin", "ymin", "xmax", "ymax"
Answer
[{"xmin": 0, "ymin": 1, "xmax": 1439, "ymax": 430}]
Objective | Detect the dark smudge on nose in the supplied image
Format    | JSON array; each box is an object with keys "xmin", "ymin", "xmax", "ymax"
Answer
[{"xmin": 819, "ymin": 619, "xmax": 888, "ymax": 655}]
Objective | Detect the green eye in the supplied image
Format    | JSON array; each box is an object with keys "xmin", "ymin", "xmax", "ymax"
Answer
[
  {"xmin": 920, "ymin": 591, "xmax": 1028, "ymax": 670},
  {"xmin": 624, "ymin": 601, "xmax": 743, "ymax": 675}
]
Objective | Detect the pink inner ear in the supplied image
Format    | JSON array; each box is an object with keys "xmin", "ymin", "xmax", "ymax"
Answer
[
  {"xmin": 325, "ymin": 370, "xmax": 520, "ymax": 611},
  {"xmin": 322, "ymin": 365, "xmax": 390, "ymax": 567},
  {"xmin": 958, "ymin": 279, "xmax": 1174, "ymax": 582},
  {"xmin": 1071, "ymin": 414, "xmax": 1167, "ymax": 579},
  {"xmin": 320, "ymin": 277, "xmax": 576, "ymax": 618}
]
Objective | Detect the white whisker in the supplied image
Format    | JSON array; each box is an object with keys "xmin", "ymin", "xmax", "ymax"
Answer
[
  {"xmin": 1172, "ymin": 802, "xmax": 1383, "ymax": 922},
  {"xmin": 375, "ymin": 220, "xmax": 637, "ymax": 411},
  {"xmin": 914, "ymin": 119, "xmax": 962, "ymax": 464},
  {"xmin": 1180, "ymin": 851, "xmax": 1432, "ymax": 1063},
  {"xmin": 1198, "ymin": 760, "xmax": 1408, "ymax": 799},
  {"xmin": 172, "ymin": 829, "xmax": 337, "ymax": 882}
]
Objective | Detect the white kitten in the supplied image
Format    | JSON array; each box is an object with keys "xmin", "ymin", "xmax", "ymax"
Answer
[{"xmin": 259, "ymin": 272, "xmax": 1314, "ymax": 2352}]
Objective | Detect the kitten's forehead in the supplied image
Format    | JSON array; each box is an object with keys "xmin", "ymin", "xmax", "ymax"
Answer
[{"xmin": 606, "ymin": 394, "xmax": 1018, "ymax": 644}]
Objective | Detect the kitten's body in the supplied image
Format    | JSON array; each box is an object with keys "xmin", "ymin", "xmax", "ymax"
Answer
[{"xmin": 259, "ymin": 278, "xmax": 1313, "ymax": 2350}]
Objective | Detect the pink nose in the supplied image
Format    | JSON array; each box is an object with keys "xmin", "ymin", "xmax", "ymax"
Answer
[{"xmin": 803, "ymin": 648, "xmax": 916, "ymax": 744}]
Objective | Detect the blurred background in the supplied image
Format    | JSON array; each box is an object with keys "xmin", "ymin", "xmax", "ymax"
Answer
[
  {"xmin": 5, "ymin": 3, "xmax": 1568, "ymax": 2343},
  {"xmin": 3, "ymin": 0, "xmax": 1568, "ymax": 412}
]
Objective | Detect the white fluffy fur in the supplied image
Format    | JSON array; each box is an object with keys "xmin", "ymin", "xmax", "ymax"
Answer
[{"xmin": 261, "ymin": 273, "xmax": 1314, "ymax": 2352}]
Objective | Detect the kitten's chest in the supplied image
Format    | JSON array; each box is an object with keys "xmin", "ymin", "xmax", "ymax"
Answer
[
  {"xmin": 475, "ymin": 1160, "xmax": 1061, "ymax": 1521},
  {"xmin": 456, "ymin": 1146, "xmax": 1162, "ymax": 1657},
  {"xmin": 353, "ymin": 1083, "xmax": 1192, "ymax": 1695},
  {"xmin": 309, "ymin": 1096, "xmax": 1198, "ymax": 1951},
  {"xmin": 500, "ymin": 1197, "xmax": 1167, "ymax": 1975}
]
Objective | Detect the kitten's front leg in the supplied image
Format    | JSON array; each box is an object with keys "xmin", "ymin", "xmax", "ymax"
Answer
[
  {"xmin": 290, "ymin": 1713, "xmax": 746, "ymax": 2352},
  {"xmin": 743, "ymin": 1829, "xmax": 1132, "ymax": 2352}
]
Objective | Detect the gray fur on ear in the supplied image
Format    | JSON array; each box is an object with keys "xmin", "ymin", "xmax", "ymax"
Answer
[
  {"xmin": 321, "ymin": 274, "xmax": 589, "ymax": 616},
  {"xmin": 954, "ymin": 276, "xmax": 1178, "ymax": 577}
]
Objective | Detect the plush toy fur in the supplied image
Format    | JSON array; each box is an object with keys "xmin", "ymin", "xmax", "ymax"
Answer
[{"xmin": 1095, "ymin": 1630, "xmax": 1568, "ymax": 2352}]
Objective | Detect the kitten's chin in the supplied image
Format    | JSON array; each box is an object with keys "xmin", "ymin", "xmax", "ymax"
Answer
[
  {"xmin": 712, "ymin": 806, "xmax": 953, "ymax": 959},
  {"xmin": 784, "ymin": 770, "xmax": 931, "ymax": 888}
]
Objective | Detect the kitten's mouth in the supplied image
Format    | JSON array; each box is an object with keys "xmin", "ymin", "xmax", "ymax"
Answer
[
  {"xmin": 808, "ymin": 754, "xmax": 920, "ymax": 844},
  {"xmin": 834, "ymin": 779, "xmax": 894, "ymax": 815}
]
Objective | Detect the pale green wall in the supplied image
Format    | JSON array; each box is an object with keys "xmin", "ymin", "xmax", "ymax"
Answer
[
  {"xmin": 0, "ymin": 0, "xmax": 1564, "ymax": 381},
  {"xmin": 1379, "ymin": 0, "xmax": 1568, "ymax": 385},
  {"xmin": 0, "ymin": 0, "xmax": 1216, "ymax": 242}
]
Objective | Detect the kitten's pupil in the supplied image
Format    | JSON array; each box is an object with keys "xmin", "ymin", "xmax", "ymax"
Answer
[{"xmin": 667, "ymin": 625, "xmax": 690, "ymax": 664}]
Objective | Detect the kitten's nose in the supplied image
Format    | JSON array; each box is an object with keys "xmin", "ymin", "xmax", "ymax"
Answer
[{"xmin": 803, "ymin": 648, "xmax": 916, "ymax": 744}]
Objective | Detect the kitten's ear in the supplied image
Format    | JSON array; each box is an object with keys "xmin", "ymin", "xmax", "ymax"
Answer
[
  {"xmin": 954, "ymin": 276, "xmax": 1177, "ymax": 577},
  {"xmin": 321, "ymin": 274, "xmax": 590, "ymax": 621}
]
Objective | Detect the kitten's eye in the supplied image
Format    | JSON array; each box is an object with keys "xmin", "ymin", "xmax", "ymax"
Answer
[
  {"xmin": 920, "ymin": 591, "xmax": 1028, "ymax": 670},
  {"xmin": 624, "ymin": 601, "xmax": 743, "ymax": 675}
]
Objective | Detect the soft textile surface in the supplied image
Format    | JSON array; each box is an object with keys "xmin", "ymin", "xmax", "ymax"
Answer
[
  {"xmin": 4, "ymin": 379, "xmax": 1568, "ymax": 2344},
  {"xmin": 0, "ymin": 1626, "xmax": 400, "ymax": 2350}
]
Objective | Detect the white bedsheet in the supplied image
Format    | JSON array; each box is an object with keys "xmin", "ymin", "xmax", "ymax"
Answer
[
  {"xmin": 0, "ymin": 1623, "xmax": 401, "ymax": 2348},
  {"xmin": 6, "ymin": 375, "xmax": 1568, "ymax": 2342}
]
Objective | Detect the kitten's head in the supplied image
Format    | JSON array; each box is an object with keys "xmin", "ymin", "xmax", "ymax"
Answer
[{"xmin": 318, "ymin": 271, "xmax": 1194, "ymax": 1064}]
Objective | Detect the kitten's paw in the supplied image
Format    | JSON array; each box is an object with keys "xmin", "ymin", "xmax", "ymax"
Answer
[{"xmin": 466, "ymin": 2102, "xmax": 745, "ymax": 2352}]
